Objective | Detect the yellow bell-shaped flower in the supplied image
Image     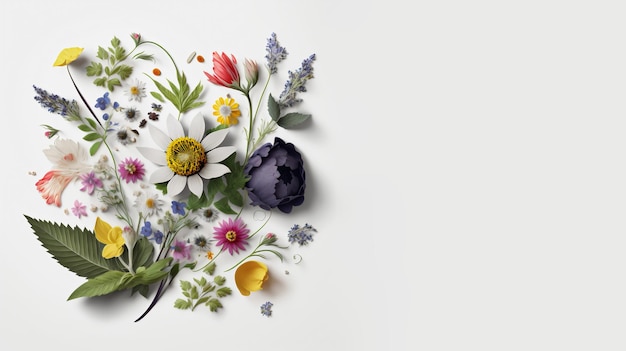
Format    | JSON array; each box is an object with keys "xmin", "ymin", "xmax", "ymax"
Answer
[
  {"xmin": 234, "ymin": 260, "xmax": 269, "ymax": 296},
  {"xmin": 94, "ymin": 217, "xmax": 125, "ymax": 259},
  {"xmin": 53, "ymin": 47, "xmax": 84, "ymax": 67}
]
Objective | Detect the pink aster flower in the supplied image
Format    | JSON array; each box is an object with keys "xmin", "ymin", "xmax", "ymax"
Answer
[
  {"xmin": 213, "ymin": 217, "xmax": 250, "ymax": 255},
  {"xmin": 71, "ymin": 200, "xmax": 87, "ymax": 218},
  {"xmin": 79, "ymin": 171, "xmax": 103, "ymax": 195},
  {"xmin": 118, "ymin": 157, "xmax": 146, "ymax": 183},
  {"xmin": 171, "ymin": 239, "xmax": 192, "ymax": 261}
]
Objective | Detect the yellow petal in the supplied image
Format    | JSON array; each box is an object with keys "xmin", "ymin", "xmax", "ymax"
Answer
[
  {"xmin": 94, "ymin": 217, "xmax": 113, "ymax": 244},
  {"xmin": 53, "ymin": 47, "xmax": 84, "ymax": 66},
  {"xmin": 235, "ymin": 261, "xmax": 269, "ymax": 296},
  {"xmin": 102, "ymin": 243, "xmax": 124, "ymax": 259}
]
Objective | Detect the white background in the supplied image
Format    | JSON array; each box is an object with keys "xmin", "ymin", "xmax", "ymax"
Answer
[{"xmin": 2, "ymin": 0, "xmax": 626, "ymax": 350}]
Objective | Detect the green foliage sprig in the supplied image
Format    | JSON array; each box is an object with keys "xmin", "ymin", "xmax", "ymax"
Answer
[{"xmin": 174, "ymin": 263, "xmax": 232, "ymax": 312}]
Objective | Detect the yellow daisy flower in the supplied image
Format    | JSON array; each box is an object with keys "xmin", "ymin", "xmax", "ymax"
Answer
[
  {"xmin": 94, "ymin": 217, "xmax": 125, "ymax": 259},
  {"xmin": 53, "ymin": 47, "xmax": 84, "ymax": 67},
  {"xmin": 212, "ymin": 97, "xmax": 241, "ymax": 126}
]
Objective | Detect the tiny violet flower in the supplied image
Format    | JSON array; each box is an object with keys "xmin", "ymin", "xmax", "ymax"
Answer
[
  {"xmin": 171, "ymin": 201, "xmax": 186, "ymax": 216},
  {"xmin": 71, "ymin": 200, "xmax": 87, "ymax": 218},
  {"xmin": 260, "ymin": 301, "xmax": 273, "ymax": 317},
  {"xmin": 171, "ymin": 239, "xmax": 192, "ymax": 261},
  {"xmin": 79, "ymin": 171, "xmax": 103, "ymax": 195},
  {"xmin": 287, "ymin": 223, "xmax": 317, "ymax": 246}
]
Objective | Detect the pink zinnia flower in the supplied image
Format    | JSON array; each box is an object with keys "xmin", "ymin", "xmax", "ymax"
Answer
[
  {"xmin": 118, "ymin": 158, "xmax": 145, "ymax": 183},
  {"xmin": 71, "ymin": 200, "xmax": 87, "ymax": 218},
  {"xmin": 204, "ymin": 52, "xmax": 241, "ymax": 89},
  {"xmin": 213, "ymin": 217, "xmax": 250, "ymax": 255},
  {"xmin": 79, "ymin": 171, "xmax": 103, "ymax": 195},
  {"xmin": 171, "ymin": 239, "xmax": 192, "ymax": 261}
]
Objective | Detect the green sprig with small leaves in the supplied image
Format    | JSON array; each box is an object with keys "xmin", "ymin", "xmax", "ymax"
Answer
[{"xmin": 174, "ymin": 263, "xmax": 232, "ymax": 312}]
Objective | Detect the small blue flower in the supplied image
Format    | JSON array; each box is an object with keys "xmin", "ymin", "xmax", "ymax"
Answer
[
  {"xmin": 140, "ymin": 221, "xmax": 152, "ymax": 237},
  {"xmin": 287, "ymin": 223, "xmax": 316, "ymax": 246},
  {"xmin": 95, "ymin": 92, "xmax": 111, "ymax": 110},
  {"xmin": 171, "ymin": 201, "xmax": 186, "ymax": 216},
  {"xmin": 260, "ymin": 301, "xmax": 273, "ymax": 317},
  {"xmin": 153, "ymin": 230, "xmax": 164, "ymax": 244}
]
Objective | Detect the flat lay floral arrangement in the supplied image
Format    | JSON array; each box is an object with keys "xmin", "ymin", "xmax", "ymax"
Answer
[{"xmin": 26, "ymin": 33, "xmax": 317, "ymax": 322}]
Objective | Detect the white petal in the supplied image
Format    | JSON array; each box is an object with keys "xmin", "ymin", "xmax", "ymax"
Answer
[
  {"xmin": 201, "ymin": 128, "xmax": 229, "ymax": 151},
  {"xmin": 148, "ymin": 123, "xmax": 172, "ymax": 151},
  {"xmin": 136, "ymin": 147, "xmax": 167, "ymax": 166},
  {"xmin": 187, "ymin": 174, "xmax": 204, "ymax": 197},
  {"xmin": 188, "ymin": 113, "xmax": 206, "ymax": 142},
  {"xmin": 199, "ymin": 163, "xmax": 231, "ymax": 180},
  {"xmin": 166, "ymin": 114, "xmax": 185, "ymax": 139},
  {"xmin": 149, "ymin": 166, "xmax": 174, "ymax": 183},
  {"xmin": 167, "ymin": 174, "xmax": 187, "ymax": 197},
  {"xmin": 207, "ymin": 146, "xmax": 237, "ymax": 163}
]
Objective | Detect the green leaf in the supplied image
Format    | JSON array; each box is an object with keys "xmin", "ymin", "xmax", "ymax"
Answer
[
  {"xmin": 277, "ymin": 112, "xmax": 311, "ymax": 129},
  {"xmin": 82, "ymin": 132, "xmax": 101, "ymax": 142},
  {"xmin": 204, "ymin": 262, "xmax": 216, "ymax": 275},
  {"xmin": 196, "ymin": 296, "xmax": 210, "ymax": 306},
  {"xmin": 67, "ymin": 270, "xmax": 130, "ymax": 300},
  {"xmin": 24, "ymin": 216, "xmax": 121, "ymax": 278},
  {"xmin": 206, "ymin": 298, "xmax": 223, "ymax": 312},
  {"xmin": 150, "ymin": 91, "xmax": 165, "ymax": 102},
  {"xmin": 130, "ymin": 237, "xmax": 155, "ymax": 268},
  {"xmin": 96, "ymin": 46, "xmax": 109, "ymax": 60},
  {"xmin": 214, "ymin": 197, "xmax": 237, "ymax": 215},
  {"xmin": 93, "ymin": 77, "xmax": 107, "ymax": 87},
  {"xmin": 213, "ymin": 276, "xmax": 226, "ymax": 286},
  {"xmin": 268, "ymin": 94, "xmax": 281, "ymax": 121},
  {"xmin": 89, "ymin": 141, "xmax": 102, "ymax": 156},
  {"xmin": 107, "ymin": 78, "xmax": 121, "ymax": 92},
  {"xmin": 77, "ymin": 124, "xmax": 93, "ymax": 132},
  {"xmin": 118, "ymin": 65, "xmax": 133, "ymax": 80},
  {"xmin": 216, "ymin": 286, "xmax": 232, "ymax": 297},
  {"xmin": 174, "ymin": 299, "xmax": 192, "ymax": 309},
  {"xmin": 110, "ymin": 36, "xmax": 121, "ymax": 48},
  {"xmin": 86, "ymin": 62, "xmax": 103, "ymax": 77},
  {"xmin": 180, "ymin": 280, "xmax": 192, "ymax": 291}
]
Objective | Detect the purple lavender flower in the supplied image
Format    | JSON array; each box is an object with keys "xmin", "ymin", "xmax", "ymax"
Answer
[
  {"xmin": 244, "ymin": 137, "xmax": 305, "ymax": 213},
  {"xmin": 278, "ymin": 54, "xmax": 316, "ymax": 109},
  {"xmin": 265, "ymin": 32, "xmax": 288, "ymax": 75},
  {"xmin": 33, "ymin": 85, "xmax": 79, "ymax": 117}
]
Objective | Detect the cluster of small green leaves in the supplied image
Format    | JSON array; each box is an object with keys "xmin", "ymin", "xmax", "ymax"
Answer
[
  {"xmin": 146, "ymin": 69, "xmax": 204, "ymax": 119},
  {"xmin": 174, "ymin": 262, "xmax": 232, "ymax": 312},
  {"xmin": 86, "ymin": 36, "xmax": 153, "ymax": 92},
  {"xmin": 24, "ymin": 216, "xmax": 163, "ymax": 300},
  {"xmin": 78, "ymin": 116, "xmax": 108, "ymax": 156}
]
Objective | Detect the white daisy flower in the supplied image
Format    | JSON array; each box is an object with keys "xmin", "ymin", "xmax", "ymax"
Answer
[
  {"xmin": 125, "ymin": 79, "xmax": 147, "ymax": 102},
  {"xmin": 137, "ymin": 113, "xmax": 236, "ymax": 197},
  {"xmin": 134, "ymin": 190, "xmax": 165, "ymax": 217}
]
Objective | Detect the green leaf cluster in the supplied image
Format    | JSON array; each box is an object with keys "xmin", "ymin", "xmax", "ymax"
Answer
[
  {"xmin": 186, "ymin": 153, "xmax": 248, "ymax": 214},
  {"xmin": 77, "ymin": 116, "xmax": 106, "ymax": 155},
  {"xmin": 174, "ymin": 263, "xmax": 232, "ymax": 312},
  {"xmin": 146, "ymin": 70, "xmax": 204, "ymax": 117},
  {"xmin": 86, "ymin": 36, "xmax": 152, "ymax": 92},
  {"xmin": 268, "ymin": 93, "xmax": 311, "ymax": 129}
]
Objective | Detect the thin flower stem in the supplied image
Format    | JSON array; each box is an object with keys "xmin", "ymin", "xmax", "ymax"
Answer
[{"xmin": 66, "ymin": 67, "xmax": 103, "ymax": 128}]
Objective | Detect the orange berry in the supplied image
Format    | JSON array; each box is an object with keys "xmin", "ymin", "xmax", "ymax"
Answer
[
  {"xmin": 197, "ymin": 55, "xmax": 205, "ymax": 63},
  {"xmin": 152, "ymin": 68, "xmax": 161, "ymax": 76}
]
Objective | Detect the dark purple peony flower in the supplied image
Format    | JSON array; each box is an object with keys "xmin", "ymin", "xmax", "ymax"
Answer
[{"xmin": 244, "ymin": 137, "xmax": 306, "ymax": 213}]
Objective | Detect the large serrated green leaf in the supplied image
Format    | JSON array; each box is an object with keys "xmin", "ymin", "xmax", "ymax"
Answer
[
  {"xmin": 24, "ymin": 216, "xmax": 121, "ymax": 278},
  {"xmin": 67, "ymin": 270, "xmax": 129, "ymax": 300}
]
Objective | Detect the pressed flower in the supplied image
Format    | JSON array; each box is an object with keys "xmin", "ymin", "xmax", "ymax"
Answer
[
  {"xmin": 95, "ymin": 92, "xmax": 111, "ymax": 110},
  {"xmin": 213, "ymin": 217, "xmax": 250, "ymax": 255},
  {"xmin": 171, "ymin": 200, "xmax": 186, "ymax": 215},
  {"xmin": 116, "ymin": 126, "xmax": 138, "ymax": 145},
  {"xmin": 118, "ymin": 158, "xmax": 145, "ymax": 183},
  {"xmin": 193, "ymin": 235, "xmax": 209, "ymax": 250},
  {"xmin": 79, "ymin": 171, "xmax": 103, "ymax": 195},
  {"xmin": 94, "ymin": 217, "xmax": 125, "ymax": 259},
  {"xmin": 131, "ymin": 32, "xmax": 141, "ymax": 45},
  {"xmin": 171, "ymin": 239, "xmax": 192, "ymax": 261},
  {"xmin": 234, "ymin": 260, "xmax": 269, "ymax": 296},
  {"xmin": 260, "ymin": 301, "xmax": 273, "ymax": 317},
  {"xmin": 243, "ymin": 58, "xmax": 259, "ymax": 88},
  {"xmin": 53, "ymin": 47, "xmax": 84, "ymax": 67},
  {"xmin": 125, "ymin": 79, "xmax": 147, "ymax": 102},
  {"xmin": 134, "ymin": 191, "xmax": 164, "ymax": 217},
  {"xmin": 204, "ymin": 52, "xmax": 241, "ymax": 90},
  {"xmin": 212, "ymin": 97, "xmax": 241, "ymax": 126},
  {"xmin": 265, "ymin": 33, "xmax": 288, "ymax": 75},
  {"xmin": 36, "ymin": 139, "xmax": 91, "ymax": 207},
  {"xmin": 41, "ymin": 124, "xmax": 59, "ymax": 139},
  {"xmin": 287, "ymin": 223, "xmax": 316, "ymax": 246},
  {"xmin": 198, "ymin": 207, "xmax": 219, "ymax": 222},
  {"xmin": 137, "ymin": 113, "xmax": 236, "ymax": 197},
  {"xmin": 71, "ymin": 200, "xmax": 87, "ymax": 218},
  {"xmin": 124, "ymin": 107, "xmax": 140, "ymax": 121}
]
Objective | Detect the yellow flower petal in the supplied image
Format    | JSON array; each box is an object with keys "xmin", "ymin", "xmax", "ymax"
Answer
[
  {"xmin": 94, "ymin": 217, "xmax": 112, "ymax": 244},
  {"xmin": 94, "ymin": 217, "xmax": 125, "ymax": 259},
  {"xmin": 53, "ymin": 47, "xmax": 84, "ymax": 67},
  {"xmin": 102, "ymin": 243, "xmax": 124, "ymax": 259},
  {"xmin": 235, "ymin": 260, "xmax": 269, "ymax": 296}
]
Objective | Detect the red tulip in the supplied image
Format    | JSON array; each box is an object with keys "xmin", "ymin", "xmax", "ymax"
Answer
[{"xmin": 204, "ymin": 52, "xmax": 241, "ymax": 90}]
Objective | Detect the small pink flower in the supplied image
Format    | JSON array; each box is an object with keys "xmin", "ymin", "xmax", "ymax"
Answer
[
  {"xmin": 118, "ymin": 158, "xmax": 145, "ymax": 183},
  {"xmin": 71, "ymin": 200, "xmax": 87, "ymax": 218},
  {"xmin": 204, "ymin": 52, "xmax": 241, "ymax": 89},
  {"xmin": 213, "ymin": 217, "xmax": 250, "ymax": 255},
  {"xmin": 79, "ymin": 171, "xmax": 103, "ymax": 195},
  {"xmin": 243, "ymin": 58, "xmax": 259, "ymax": 87},
  {"xmin": 171, "ymin": 239, "xmax": 192, "ymax": 261}
]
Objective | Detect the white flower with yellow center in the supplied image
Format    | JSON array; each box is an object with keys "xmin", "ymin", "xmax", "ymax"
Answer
[{"xmin": 137, "ymin": 114, "xmax": 236, "ymax": 197}]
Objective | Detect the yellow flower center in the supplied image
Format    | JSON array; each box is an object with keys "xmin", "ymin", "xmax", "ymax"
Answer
[
  {"xmin": 130, "ymin": 86, "xmax": 139, "ymax": 95},
  {"xmin": 225, "ymin": 230, "xmax": 237, "ymax": 242},
  {"xmin": 166, "ymin": 137, "xmax": 207, "ymax": 176},
  {"xmin": 145, "ymin": 198, "xmax": 154, "ymax": 208},
  {"xmin": 125, "ymin": 163, "xmax": 136, "ymax": 174}
]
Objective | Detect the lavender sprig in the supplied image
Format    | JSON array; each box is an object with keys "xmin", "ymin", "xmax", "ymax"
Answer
[
  {"xmin": 278, "ymin": 54, "xmax": 316, "ymax": 109},
  {"xmin": 265, "ymin": 32, "xmax": 288, "ymax": 75}
]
